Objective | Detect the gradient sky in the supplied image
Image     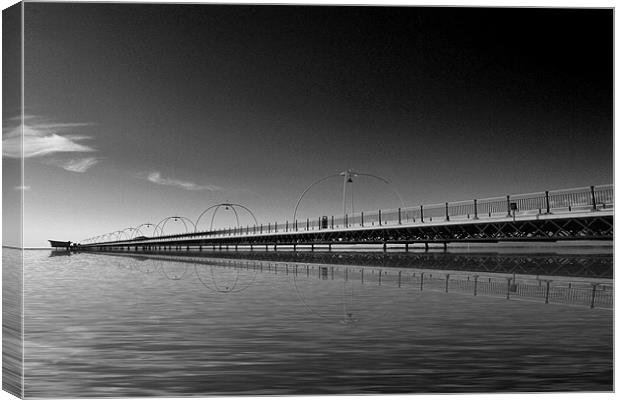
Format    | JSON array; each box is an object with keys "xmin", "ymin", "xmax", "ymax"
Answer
[{"xmin": 3, "ymin": 4, "xmax": 613, "ymax": 247}]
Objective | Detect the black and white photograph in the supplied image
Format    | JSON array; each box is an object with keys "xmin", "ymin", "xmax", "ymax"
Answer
[{"xmin": 2, "ymin": 1, "xmax": 614, "ymax": 398}]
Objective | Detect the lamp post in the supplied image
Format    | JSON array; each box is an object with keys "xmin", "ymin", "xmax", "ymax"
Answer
[
  {"xmin": 154, "ymin": 216, "xmax": 195, "ymax": 237},
  {"xmin": 293, "ymin": 169, "xmax": 406, "ymax": 222},
  {"xmin": 194, "ymin": 203, "xmax": 258, "ymax": 232},
  {"xmin": 132, "ymin": 223, "xmax": 159, "ymax": 238}
]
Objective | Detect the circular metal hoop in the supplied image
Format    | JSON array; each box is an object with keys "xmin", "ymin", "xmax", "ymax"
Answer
[
  {"xmin": 154, "ymin": 216, "xmax": 195, "ymax": 237},
  {"xmin": 132, "ymin": 223, "xmax": 160, "ymax": 238},
  {"xmin": 293, "ymin": 170, "xmax": 406, "ymax": 221},
  {"xmin": 194, "ymin": 203, "xmax": 259, "ymax": 233},
  {"xmin": 161, "ymin": 263, "xmax": 190, "ymax": 281}
]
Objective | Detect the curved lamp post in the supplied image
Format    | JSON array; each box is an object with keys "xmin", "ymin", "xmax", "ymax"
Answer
[
  {"xmin": 132, "ymin": 223, "xmax": 159, "ymax": 238},
  {"xmin": 293, "ymin": 169, "xmax": 406, "ymax": 222},
  {"xmin": 154, "ymin": 216, "xmax": 195, "ymax": 237},
  {"xmin": 117, "ymin": 227, "xmax": 141, "ymax": 241},
  {"xmin": 110, "ymin": 230, "xmax": 127, "ymax": 242},
  {"xmin": 194, "ymin": 203, "xmax": 259, "ymax": 232}
]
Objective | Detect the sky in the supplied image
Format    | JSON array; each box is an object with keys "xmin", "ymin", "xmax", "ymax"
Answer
[{"xmin": 2, "ymin": 3, "xmax": 613, "ymax": 247}]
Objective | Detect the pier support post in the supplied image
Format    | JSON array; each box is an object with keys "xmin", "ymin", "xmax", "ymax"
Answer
[
  {"xmin": 445, "ymin": 274, "xmax": 450, "ymax": 292},
  {"xmin": 591, "ymin": 186, "xmax": 597, "ymax": 211},
  {"xmin": 420, "ymin": 205, "xmax": 424, "ymax": 223},
  {"xmin": 445, "ymin": 203, "xmax": 450, "ymax": 221},
  {"xmin": 405, "ymin": 243, "xmax": 409, "ymax": 252},
  {"xmin": 473, "ymin": 199, "xmax": 478, "ymax": 219},
  {"xmin": 420, "ymin": 272, "xmax": 424, "ymax": 291},
  {"xmin": 424, "ymin": 242, "xmax": 429, "ymax": 252},
  {"xmin": 506, "ymin": 278, "xmax": 512, "ymax": 299},
  {"xmin": 545, "ymin": 191, "xmax": 550, "ymax": 214},
  {"xmin": 545, "ymin": 280, "xmax": 551, "ymax": 304},
  {"xmin": 473, "ymin": 275, "xmax": 479, "ymax": 296}
]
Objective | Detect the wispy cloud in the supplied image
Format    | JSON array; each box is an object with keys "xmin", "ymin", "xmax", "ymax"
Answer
[
  {"xmin": 141, "ymin": 171, "xmax": 221, "ymax": 191},
  {"xmin": 2, "ymin": 117, "xmax": 96, "ymax": 158},
  {"xmin": 44, "ymin": 157, "xmax": 102, "ymax": 173},
  {"xmin": 14, "ymin": 185, "xmax": 30, "ymax": 191}
]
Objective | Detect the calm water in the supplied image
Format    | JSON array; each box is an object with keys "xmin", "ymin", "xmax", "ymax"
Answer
[{"xmin": 15, "ymin": 248, "xmax": 613, "ymax": 397}]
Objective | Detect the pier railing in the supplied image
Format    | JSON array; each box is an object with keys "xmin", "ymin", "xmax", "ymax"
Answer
[{"xmin": 87, "ymin": 184, "xmax": 613, "ymax": 245}]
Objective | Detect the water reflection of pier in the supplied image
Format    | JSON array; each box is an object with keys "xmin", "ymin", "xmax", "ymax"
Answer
[
  {"xmin": 92, "ymin": 249, "xmax": 613, "ymax": 279},
  {"xmin": 100, "ymin": 252, "xmax": 613, "ymax": 310}
]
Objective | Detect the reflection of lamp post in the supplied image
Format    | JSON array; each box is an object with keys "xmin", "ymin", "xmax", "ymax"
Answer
[{"xmin": 293, "ymin": 169, "xmax": 406, "ymax": 222}]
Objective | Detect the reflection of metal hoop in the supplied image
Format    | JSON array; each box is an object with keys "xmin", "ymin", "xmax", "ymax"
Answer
[
  {"xmin": 149, "ymin": 258, "xmax": 165, "ymax": 274},
  {"xmin": 194, "ymin": 260, "xmax": 258, "ymax": 293},
  {"xmin": 160, "ymin": 263, "xmax": 190, "ymax": 280},
  {"xmin": 122, "ymin": 256, "xmax": 159, "ymax": 273},
  {"xmin": 154, "ymin": 216, "xmax": 195, "ymax": 237},
  {"xmin": 130, "ymin": 257, "xmax": 157, "ymax": 274},
  {"xmin": 291, "ymin": 264, "xmax": 391, "ymax": 324},
  {"xmin": 291, "ymin": 264, "xmax": 354, "ymax": 323},
  {"xmin": 195, "ymin": 203, "xmax": 259, "ymax": 232}
]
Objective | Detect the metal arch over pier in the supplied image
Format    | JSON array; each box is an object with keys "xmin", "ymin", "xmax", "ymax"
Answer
[
  {"xmin": 78, "ymin": 184, "xmax": 614, "ymax": 252},
  {"xmin": 194, "ymin": 203, "xmax": 259, "ymax": 232}
]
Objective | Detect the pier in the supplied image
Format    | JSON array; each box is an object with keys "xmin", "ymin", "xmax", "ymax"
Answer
[{"xmin": 78, "ymin": 184, "xmax": 613, "ymax": 252}]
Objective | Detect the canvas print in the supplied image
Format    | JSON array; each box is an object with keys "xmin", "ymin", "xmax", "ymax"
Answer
[{"xmin": 2, "ymin": 2, "xmax": 614, "ymax": 398}]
